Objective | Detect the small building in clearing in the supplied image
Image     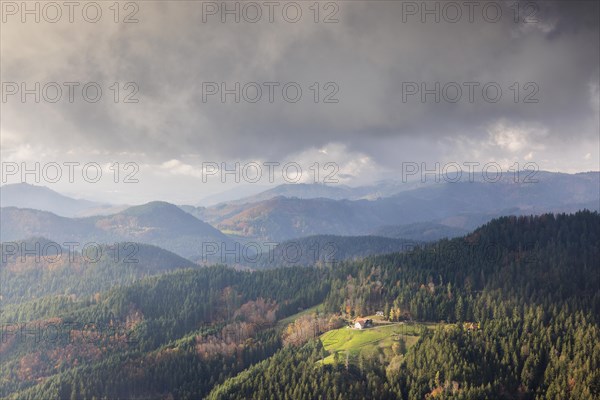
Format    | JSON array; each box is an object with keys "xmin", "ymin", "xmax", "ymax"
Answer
[{"xmin": 354, "ymin": 318, "xmax": 373, "ymax": 329}]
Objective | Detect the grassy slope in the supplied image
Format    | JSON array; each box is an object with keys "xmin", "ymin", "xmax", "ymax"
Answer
[{"xmin": 319, "ymin": 322, "xmax": 440, "ymax": 364}]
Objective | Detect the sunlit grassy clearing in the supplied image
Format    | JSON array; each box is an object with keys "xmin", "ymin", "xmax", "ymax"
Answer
[{"xmin": 319, "ymin": 322, "xmax": 434, "ymax": 364}]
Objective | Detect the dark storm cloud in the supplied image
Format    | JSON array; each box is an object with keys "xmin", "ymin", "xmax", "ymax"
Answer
[{"xmin": 2, "ymin": 0, "xmax": 599, "ymax": 169}]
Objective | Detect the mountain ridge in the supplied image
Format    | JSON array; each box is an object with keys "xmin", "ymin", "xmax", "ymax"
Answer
[{"xmin": 1, "ymin": 201, "xmax": 233, "ymax": 259}]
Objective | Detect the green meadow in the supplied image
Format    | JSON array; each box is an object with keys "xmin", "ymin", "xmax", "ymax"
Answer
[{"xmin": 319, "ymin": 322, "xmax": 433, "ymax": 364}]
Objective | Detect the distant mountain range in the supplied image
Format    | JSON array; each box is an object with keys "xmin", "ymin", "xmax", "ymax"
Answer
[
  {"xmin": 0, "ymin": 201, "xmax": 233, "ymax": 259},
  {"xmin": 185, "ymin": 171, "xmax": 600, "ymax": 241},
  {"xmin": 0, "ymin": 183, "xmax": 130, "ymax": 217},
  {"xmin": 0, "ymin": 183, "xmax": 101, "ymax": 217},
  {"xmin": 196, "ymin": 184, "xmax": 271, "ymax": 206},
  {"xmin": 207, "ymin": 180, "xmax": 428, "ymax": 207},
  {"xmin": 2, "ymin": 172, "xmax": 598, "ymax": 261}
]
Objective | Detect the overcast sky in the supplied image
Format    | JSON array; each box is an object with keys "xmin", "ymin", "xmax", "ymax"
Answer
[{"xmin": 1, "ymin": 0, "xmax": 598, "ymax": 204}]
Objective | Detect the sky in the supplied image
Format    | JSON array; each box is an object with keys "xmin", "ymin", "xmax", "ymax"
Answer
[{"xmin": 1, "ymin": 0, "xmax": 599, "ymax": 204}]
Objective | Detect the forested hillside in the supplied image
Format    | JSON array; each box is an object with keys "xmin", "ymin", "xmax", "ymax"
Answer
[
  {"xmin": 252, "ymin": 235, "xmax": 419, "ymax": 269},
  {"xmin": 2, "ymin": 211, "xmax": 599, "ymax": 399},
  {"xmin": 210, "ymin": 211, "xmax": 600, "ymax": 399},
  {"xmin": 1, "ymin": 239, "xmax": 196, "ymax": 307},
  {"xmin": 1, "ymin": 266, "xmax": 329, "ymax": 399}
]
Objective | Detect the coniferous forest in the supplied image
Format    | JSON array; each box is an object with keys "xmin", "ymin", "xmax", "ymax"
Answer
[{"xmin": 1, "ymin": 211, "xmax": 599, "ymax": 399}]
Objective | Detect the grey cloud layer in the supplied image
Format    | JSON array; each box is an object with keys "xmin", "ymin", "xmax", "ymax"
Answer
[{"xmin": 2, "ymin": 0, "xmax": 599, "ymax": 169}]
